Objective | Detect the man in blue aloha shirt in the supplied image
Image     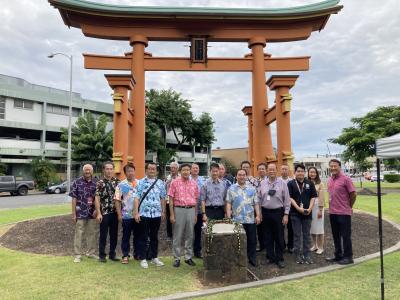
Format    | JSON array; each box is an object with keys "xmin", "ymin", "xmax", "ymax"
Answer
[
  {"xmin": 226, "ymin": 169, "xmax": 261, "ymax": 267},
  {"xmin": 134, "ymin": 162, "xmax": 167, "ymax": 269},
  {"xmin": 114, "ymin": 163, "xmax": 138, "ymax": 264}
]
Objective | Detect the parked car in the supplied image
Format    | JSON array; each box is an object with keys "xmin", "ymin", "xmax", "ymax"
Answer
[
  {"xmin": 370, "ymin": 175, "xmax": 384, "ymax": 182},
  {"xmin": 45, "ymin": 181, "xmax": 67, "ymax": 194},
  {"xmin": 0, "ymin": 175, "xmax": 35, "ymax": 196}
]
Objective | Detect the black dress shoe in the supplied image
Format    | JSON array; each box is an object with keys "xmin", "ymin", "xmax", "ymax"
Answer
[
  {"xmin": 185, "ymin": 259, "xmax": 196, "ymax": 266},
  {"xmin": 277, "ymin": 261, "xmax": 285, "ymax": 269},
  {"xmin": 337, "ymin": 258, "xmax": 354, "ymax": 265},
  {"xmin": 99, "ymin": 257, "xmax": 107, "ymax": 263},
  {"xmin": 173, "ymin": 260, "xmax": 180, "ymax": 268},
  {"xmin": 287, "ymin": 248, "xmax": 294, "ymax": 254},
  {"xmin": 256, "ymin": 248, "xmax": 265, "ymax": 253},
  {"xmin": 326, "ymin": 256, "xmax": 342, "ymax": 263},
  {"xmin": 109, "ymin": 256, "xmax": 120, "ymax": 262},
  {"xmin": 248, "ymin": 260, "xmax": 257, "ymax": 267}
]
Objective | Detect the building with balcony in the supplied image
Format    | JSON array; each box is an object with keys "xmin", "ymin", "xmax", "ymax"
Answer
[{"xmin": 0, "ymin": 74, "xmax": 210, "ymax": 179}]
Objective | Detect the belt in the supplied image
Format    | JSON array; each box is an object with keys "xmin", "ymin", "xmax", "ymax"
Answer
[
  {"xmin": 206, "ymin": 205, "xmax": 224, "ymax": 209},
  {"xmin": 262, "ymin": 207, "xmax": 284, "ymax": 211},
  {"xmin": 175, "ymin": 206, "xmax": 195, "ymax": 209}
]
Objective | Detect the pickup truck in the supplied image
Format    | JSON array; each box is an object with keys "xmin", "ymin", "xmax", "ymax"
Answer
[{"xmin": 0, "ymin": 175, "xmax": 35, "ymax": 196}]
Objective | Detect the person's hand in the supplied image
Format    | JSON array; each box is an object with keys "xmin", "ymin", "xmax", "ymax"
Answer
[
  {"xmin": 194, "ymin": 215, "xmax": 197, "ymax": 223},
  {"xmin": 117, "ymin": 214, "xmax": 122, "ymax": 223},
  {"xmin": 282, "ymin": 214, "xmax": 288, "ymax": 225},
  {"xmin": 202, "ymin": 214, "xmax": 208, "ymax": 222},
  {"xmin": 96, "ymin": 214, "xmax": 103, "ymax": 224},
  {"xmin": 303, "ymin": 209, "xmax": 309, "ymax": 216},
  {"xmin": 298, "ymin": 207, "xmax": 305, "ymax": 214},
  {"xmin": 255, "ymin": 216, "xmax": 261, "ymax": 225},
  {"xmin": 170, "ymin": 215, "xmax": 175, "ymax": 224},
  {"xmin": 72, "ymin": 214, "xmax": 77, "ymax": 223},
  {"xmin": 317, "ymin": 210, "xmax": 323, "ymax": 219},
  {"xmin": 161, "ymin": 212, "xmax": 166, "ymax": 222},
  {"xmin": 135, "ymin": 213, "xmax": 141, "ymax": 223}
]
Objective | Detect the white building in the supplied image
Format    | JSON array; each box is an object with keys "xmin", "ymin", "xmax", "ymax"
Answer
[{"xmin": 0, "ymin": 74, "xmax": 210, "ymax": 179}]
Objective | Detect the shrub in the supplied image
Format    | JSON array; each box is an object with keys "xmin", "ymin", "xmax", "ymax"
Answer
[{"xmin": 384, "ymin": 174, "xmax": 400, "ymax": 183}]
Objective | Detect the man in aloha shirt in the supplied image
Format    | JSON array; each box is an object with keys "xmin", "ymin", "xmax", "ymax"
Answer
[
  {"xmin": 226, "ymin": 169, "xmax": 261, "ymax": 267},
  {"xmin": 134, "ymin": 162, "xmax": 167, "ymax": 269},
  {"xmin": 70, "ymin": 164, "xmax": 98, "ymax": 263},
  {"xmin": 95, "ymin": 161, "xmax": 120, "ymax": 263},
  {"xmin": 114, "ymin": 163, "xmax": 138, "ymax": 264}
]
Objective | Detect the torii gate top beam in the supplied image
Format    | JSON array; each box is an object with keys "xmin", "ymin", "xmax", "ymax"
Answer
[{"xmin": 49, "ymin": 0, "xmax": 342, "ymax": 42}]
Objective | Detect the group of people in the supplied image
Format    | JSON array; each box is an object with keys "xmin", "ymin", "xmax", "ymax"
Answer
[{"xmin": 70, "ymin": 158, "xmax": 356, "ymax": 269}]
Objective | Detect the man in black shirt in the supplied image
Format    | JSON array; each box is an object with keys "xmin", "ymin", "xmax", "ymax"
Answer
[{"xmin": 288, "ymin": 164, "xmax": 317, "ymax": 264}]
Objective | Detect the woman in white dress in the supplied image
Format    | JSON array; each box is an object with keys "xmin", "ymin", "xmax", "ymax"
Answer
[{"xmin": 308, "ymin": 167, "xmax": 325, "ymax": 254}]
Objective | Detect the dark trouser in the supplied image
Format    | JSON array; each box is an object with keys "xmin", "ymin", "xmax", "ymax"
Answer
[
  {"xmin": 291, "ymin": 214, "xmax": 312, "ymax": 258},
  {"xmin": 257, "ymin": 221, "xmax": 265, "ymax": 250},
  {"xmin": 137, "ymin": 216, "xmax": 161, "ymax": 260},
  {"xmin": 121, "ymin": 219, "xmax": 138, "ymax": 258},
  {"xmin": 193, "ymin": 214, "xmax": 203, "ymax": 255},
  {"xmin": 205, "ymin": 206, "xmax": 224, "ymax": 220},
  {"xmin": 284, "ymin": 216, "xmax": 294, "ymax": 250},
  {"xmin": 262, "ymin": 207, "xmax": 285, "ymax": 262},
  {"xmin": 166, "ymin": 203, "xmax": 173, "ymax": 238},
  {"xmin": 99, "ymin": 212, "xmax": 118, "ymax": 259},
  {"xmin": 243, "ymin": 223, "xmax": 257, "ymax": 263},
  {"xmin": 329, "ymin": 214, "xmax": 353, "ymax": 259}
]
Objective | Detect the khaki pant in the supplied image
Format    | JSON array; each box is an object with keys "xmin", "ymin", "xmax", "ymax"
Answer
[
  {"xmin": 172, "ymin": 207, "xmax": 195, "ymax": 260},
  {"xmin": 74, "ymin": 219, "xmax": 99, "ymax": 256}
]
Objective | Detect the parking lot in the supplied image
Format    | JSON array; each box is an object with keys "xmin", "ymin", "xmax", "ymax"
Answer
[{"xmin": 0, "ymin": 192, "xmax": 70, "ymax": 209}]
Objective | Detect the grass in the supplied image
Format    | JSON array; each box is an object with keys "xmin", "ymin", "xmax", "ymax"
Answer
[
  {"xmin": 353, "ymin": 180, "xmax": 400, "ymax": 189},
  {"xmin": 0, "ymin": 247, "xmax": 202, "ymax": 299},
  {"xmin": 198, "ymin": 193, "xmax": 400, "ymax": 300},
  {"xmin": 0, "ymin": 204, "xmax": 70, "ymax": 225},
  {"xmin": 199, "ymin": 252, "xmax": 400, "ymax": 300},
  {"xmin": 354, "ymin": 194, "xmax": 400, "ymax": 223},
  {"xmin": 0, "ymin": 194, "xmax": 399, "ymax": 299}
]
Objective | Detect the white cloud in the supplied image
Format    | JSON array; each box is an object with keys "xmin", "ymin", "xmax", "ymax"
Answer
[{"xmin": 0, "ymin": 0, "xmax": 399, "ymax": 159}]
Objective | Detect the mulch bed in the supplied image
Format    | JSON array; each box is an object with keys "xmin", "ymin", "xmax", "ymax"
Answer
[{"xmin": 0, "ymin": 212, "xmax": 399, "ymax": 282}]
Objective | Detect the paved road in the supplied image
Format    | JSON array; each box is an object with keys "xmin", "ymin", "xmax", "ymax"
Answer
[{"xmin": 0, "ymin": 192, "xmax": 71, "ymax": 209}]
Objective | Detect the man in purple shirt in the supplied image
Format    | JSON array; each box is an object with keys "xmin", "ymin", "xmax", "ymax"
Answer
[
  {"xmin": 326, "ymin": 159, "xmax": 357, "ymax": 265},
  {"xmin": 70, "ymin": 164, "xmax": 98, "ymax": 263},
  {"xmin": 201, "ymin": 163, "xmax": 227, "ymax": 221},
  {"xmin": 258, "ymin": 163, "xmax": 291, "ymax": 268}
]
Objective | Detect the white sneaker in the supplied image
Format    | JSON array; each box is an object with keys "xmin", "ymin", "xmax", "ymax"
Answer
[
  {"xmin": 86, "ymin": 254, "xmax": 99, "ymax": 259},
  {"xmin": 73, "ymin": 255, "xmax": 81, "ymax": 263},
  {"xmin": 151, "ymin": 258, "xmax": 164, "ymax": 267},
  {"xmin": 140, "ymin": 259, "xmax": 149, "ymax": 269}
]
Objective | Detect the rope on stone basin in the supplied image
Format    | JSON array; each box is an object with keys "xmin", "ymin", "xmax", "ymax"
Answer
[
  {"xmin": 205, "ymin": 218, "xmax": 242, "ymax": 255},
  {"xmin": 246, "ymin": 267, "xmax": 260, "ymax": 281}
]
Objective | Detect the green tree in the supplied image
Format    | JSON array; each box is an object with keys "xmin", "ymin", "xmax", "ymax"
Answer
[
  {"xmin": 60, "ymin": 111, "xmax": 113, "ymax": 165},
  {"xmin": 330, "ymin": 106, "xmax": 400, "ymax": 166},
  {"xmin": 145, "ymin": 89, "xmax": 215, "ymax": 176},
  {"xmin": 220, "ymin": 158, "xmax": 238, "ymax": 177},
  {"xmin": 0, "ymin": 162, "xmax": 7, "ymax": 176},
  {"xmin": 30, "ymin": 158, "xmax": 56, "ymax": 190}
]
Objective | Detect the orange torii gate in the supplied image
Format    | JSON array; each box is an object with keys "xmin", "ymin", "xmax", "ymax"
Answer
[{"xmin": 49, "ymin": 0, "xmax": 342, "ymax": 178}]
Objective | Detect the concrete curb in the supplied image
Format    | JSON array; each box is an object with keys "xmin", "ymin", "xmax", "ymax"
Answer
[{"xmin": 148, "ymin": 211, "xmax": 400, "ymax": 300}]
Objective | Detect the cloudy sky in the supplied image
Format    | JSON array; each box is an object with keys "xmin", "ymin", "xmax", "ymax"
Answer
[{"xmin": 1, "ymin": 0, "xmax": 399, "ymax": 159}]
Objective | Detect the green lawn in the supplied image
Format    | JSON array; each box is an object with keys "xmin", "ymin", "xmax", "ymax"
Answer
[
  {"xmin": 353, "ymin": 180, "xmax": 400, "ymax": 189},
  {"xmin": 0, "ymin": 194, "xmax": 399, "ymax": 299},
  {"xmin": 0, "ymin": 247, "xmax": 202, "ymax": 299},
  {"xmin": 0, "ymin": 204, "xmax": 70, "ymax": 225},
  {"xmin": 354, "ymin": 194, "xmax": 400, "ymax": 223}
]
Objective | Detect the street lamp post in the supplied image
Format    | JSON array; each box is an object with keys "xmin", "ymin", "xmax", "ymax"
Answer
[{"xmin": 48, "ymin": 53, "xmax": 73, "ymax": 195}]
